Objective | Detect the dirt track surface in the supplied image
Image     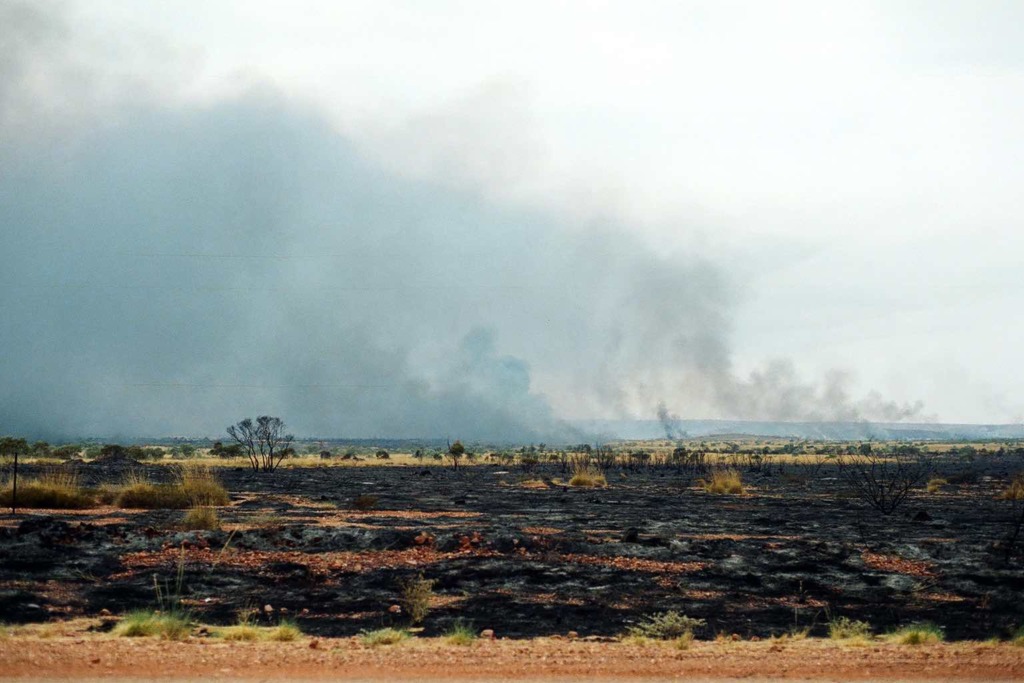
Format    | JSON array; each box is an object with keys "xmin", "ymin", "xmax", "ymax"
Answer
[{"xmin": 2, "ymin": 637, "xmax": 1024, "ymax": 681}]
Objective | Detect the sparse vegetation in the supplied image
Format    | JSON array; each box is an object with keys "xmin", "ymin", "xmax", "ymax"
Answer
[
  {"xmin": 181, "ymin": 505, "xmax": 220, "ymax": 530},
  {"xmin": 359, "ymin": 627, "xmax": 410, "ymax": 646},
  {"xmin": 926, "ymin": 477, "xmax": 948, "ymax": 494},
  {"xmin": 889, "ymin": 622, "xmax": 943, "ymax": 645},
  {"xmin": 226, "ymin": 416, "xmax": 295, "ymax": 473},
  {"xmin": 443, "ymin": 619, "xmax": 477, "ymax": 646},
  {"xmin": 115, "ymin": 465, "xmax": 228, "ymax": 509},
  {"xmin": 837, "ymin": 450, "xmax": 930, "ymax": 514},
  {"xmin": 212, "ymin": 610, "xmax": 302, "ymax": 642},
  {"xmin": 115, "ymin": 610, "xmax": 191, "ymax": 640},
  {"xmin": 626, "ymin": 611, "xmax": 705, "ymax": 641},
  {"xmin": 399, "ymin": 573, "xmax": 436, "ymax": 625},
  {"xmin": 0, "ymin": 470, "xmax": 94, "ymax": 509},
  {"xmin": 447, "ymin": 440, "xmax": 466, "ymax": 470},
  {"xmin": 999, "ymin": 473, "xmax": 1024, "ymax": 562},
  {"xmin": 700, "ymin": 468, "xmax": 744, "ymax": 494},
  {"xmin": 828, "ymin": 616, "xmax": 871, "ymax": 640},
  {"xmin": 568, "ymin": 465, "xmax": 606, "ymax": 488},
  {"xmin": 269, "ymin": 619, "xmax": 302, "ymax": 642},
  {"xmin": 216, "ymin": 620, "xmax": 261, "ymax": 642}
]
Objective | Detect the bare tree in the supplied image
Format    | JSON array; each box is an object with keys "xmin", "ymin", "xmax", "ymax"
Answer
[
  {"xmin": 999, "ymin": 474, "xmax": 1024, "ymax": 564},
  {"xmin": 836, "ymin": 448, "xmax": 930, "ymax": 515},
  {"xmin": 227, "ymin": 416, "xmax": 294, "ymax": 473}
]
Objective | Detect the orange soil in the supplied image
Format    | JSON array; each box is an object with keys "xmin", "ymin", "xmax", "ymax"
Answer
[{"xmin": 2, "ymin": 636, "xmax": 1023, "ymax": 681}]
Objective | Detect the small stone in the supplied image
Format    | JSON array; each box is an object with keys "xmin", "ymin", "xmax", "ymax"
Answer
[
  {"xmin": 91, "ymin": 658, "xmax": 101, "ymax": 665},
  {"xmin": 567, "ymin": 631, "xmax": 579, "ymax": 640},
  {"xmin": 279, "ymin": 607, "xmax": 288, "ymax": 614},
  {"xmin": 263, "ymin": 604, "xmax": 274, "ymax": 613},
  {"xmin": 98, "ymin": 608, "xmax": 111, "ymax": 616},
  {"xmin": 309, "ymin": 639, "xmax": 320, "ymax": 649},
  {"xmin": 301, "ymin": 608, "xmax": 310, "ymax": 615},
  {"xmin": 388, "ymin": 604, "xmax": 402, "ymax": 614},
  {"xmin": 480, "ymin": 629, "xmax": 495, "ymax": 640}
]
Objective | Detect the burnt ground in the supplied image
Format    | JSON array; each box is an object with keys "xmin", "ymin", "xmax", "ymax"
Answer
[{"xmin": 2, "ymin": 456, "xmax": 1023, "ymax": 641}]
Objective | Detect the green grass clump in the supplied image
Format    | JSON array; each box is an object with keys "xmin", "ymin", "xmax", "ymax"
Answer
[
  {"xmin": 700, "ymin": 469, "xmax": 744, "ymax": 494},
  {"xmin": 443, "ymin": 619, "xmax": 477, "ymax": 646},
  {"xmin": 181, "ymin": 505, "xmax": 220, "ymax": 531},
  {"xmin": 626, "ymin": 611, "xmax": 706, "ymax": 641},
  {"xmin": 568, "ymin": 465, "xmax": 607, "ymax": 488},
  {"xmin": 115, "ymin": 610, "xmax": 191, "ymax": 640},
  {"xmin": 268, "ymin": 619, "xmax": 302, "ymax": 642},
  {"xmin": 828, "ymin": 617, "xmax": 872, "ymax": 640},
  {"xmin": 0, "ymin": 470, "xmax": 95, "ymax": 509},
  {"xmin": 889, "ymin": 622, "xmax": 943, "ymax": 645},
  {"xmin": 359, "ymin": 627, "xmax": 410, "ymax": 646}
]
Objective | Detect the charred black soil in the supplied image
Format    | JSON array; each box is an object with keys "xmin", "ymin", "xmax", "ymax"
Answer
[{"xmin": 2, "ymin": 454, "xmax": 1023, "ymax": 641}]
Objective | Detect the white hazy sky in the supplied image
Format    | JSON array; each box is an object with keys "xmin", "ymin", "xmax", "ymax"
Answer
[{"xmin": 35, "ymin": 1, "xmax": 1024, "ymax": 422}]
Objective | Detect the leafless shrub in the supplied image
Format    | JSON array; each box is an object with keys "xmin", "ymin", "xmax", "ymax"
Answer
[
  {"xmin": 836, "ymin": 450, "xmax": 930, "ymax": 515},
  {"xmin": 999, "ymin": 474, "xmax": 1024, "ymax": 563}
]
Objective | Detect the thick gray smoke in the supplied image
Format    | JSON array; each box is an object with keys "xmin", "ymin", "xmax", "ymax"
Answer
[{"xmin": 0, "ymin": 3, "xmax": 923, "ymax": 441}]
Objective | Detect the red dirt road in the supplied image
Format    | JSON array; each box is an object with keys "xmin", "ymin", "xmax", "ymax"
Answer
[{"xmin": 2, "ymin": 637, "xmax": 1023, "ymax": 681}]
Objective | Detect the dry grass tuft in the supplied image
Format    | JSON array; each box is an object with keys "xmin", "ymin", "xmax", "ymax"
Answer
[
  {"xmin": 0, "ymin": 470, "xmax": 94, "ymax": 509},
  {"xmin": 700, "ymin": 469, "xmax": 744, "ymax": 495},
  {"xmin": 217, "ymin": 623, "xmax": 261, "ymax": 641},
  {"xmin": 115, "ymin": 610, "xmax": 191, "ymax": 640},
  {"xmin": 116, "ymin": 465, "xmax": 228, "ymax": 509},
  {"xmin": 443, "ymin": 619, "xmax": 477, "ymax": 646},
  {"xmin": 1000, "ymin": 474, "xmax": 1024, "ymax": 501},
  {"xmin": 888, "ymin": 623, "xmax": 943, "ymax": 645},
  {"xmin": 177, "ymin": 464, "xmax": 230, "ymax": 506},
  {"xmin": 568, "ymin": 466, "xmax": 606, "ymax": 488},
  {"xmin": 828, "ymin": 616, "xmax": 871, "ymax": 640},
  {"xmin": 181, "ymin": 506, "xmax": 220, "ymax": 531},
  {"xmin": 926, "ymin": 477, "xmax": 948, "ymax": 494},
  {"xmin": 268, "ymin": 619, "xmax": 302, "ymax": 642},
  {"xmin": 359, "ymin": 627, "xmax": 410, "ymax": 646}
]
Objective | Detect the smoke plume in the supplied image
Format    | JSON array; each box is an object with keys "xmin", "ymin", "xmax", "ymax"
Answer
[{"xmin": 0, "ymin": 2, "xmax": 924, "ymax": 441}]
